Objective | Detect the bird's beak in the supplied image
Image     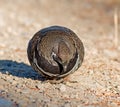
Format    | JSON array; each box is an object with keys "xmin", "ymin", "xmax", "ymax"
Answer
[{"xmin": 63, "ymin": 65, "xmax": 67, "ymax": 72}]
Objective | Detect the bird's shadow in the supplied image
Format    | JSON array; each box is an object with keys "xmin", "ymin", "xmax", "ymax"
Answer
[{"xmin": 0, "ymin": 60, "xmax": 45, "ymax": 81}]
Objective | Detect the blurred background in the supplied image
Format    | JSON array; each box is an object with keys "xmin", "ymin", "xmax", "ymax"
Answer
[
  {"xmin": 0, "ymin": 0, "xmax": 119, "ymax": 35},
  {"xmin": 0, "ymin": 0, "xmax": 120, "ymax": 62}
]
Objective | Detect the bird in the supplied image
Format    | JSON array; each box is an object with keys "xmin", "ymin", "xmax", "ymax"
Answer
[{"xmin": 27, "ymin": 26, "xmax": 84, "ymax": 80}]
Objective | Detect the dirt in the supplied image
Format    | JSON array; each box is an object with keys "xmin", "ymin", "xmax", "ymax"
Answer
[{"xmin": 0, "ymin": 0, "xmax": 120, "ymax": 107}]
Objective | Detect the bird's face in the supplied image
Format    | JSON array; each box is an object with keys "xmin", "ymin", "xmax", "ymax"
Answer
[{"xmin": 52, "ymin": 40, "xmax": 73, "ymax": 74}]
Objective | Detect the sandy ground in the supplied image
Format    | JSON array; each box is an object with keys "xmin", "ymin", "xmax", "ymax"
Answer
[{"xmin": 0, "ymin": 0, "xmax": 120, "ymax": 107}]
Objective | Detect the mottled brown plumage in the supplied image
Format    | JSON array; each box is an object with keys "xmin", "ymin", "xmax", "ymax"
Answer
[{"xmin": 27, "ymin": 26, "xmax": 84, "ymax": 79}]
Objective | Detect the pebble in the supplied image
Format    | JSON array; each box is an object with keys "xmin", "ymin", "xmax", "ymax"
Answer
[
  {"xmin": 5, "ymin": 71, "xmax": 10, "ymax": 75},
  {"xmin": 118, "ymin": 86, "xmax": 120, "ymax": 91},
  {"xmin": 89, "ymin": 70, "xmax": 94, "ymax": 75},
  {"xmin": 59, "ymin": 84, "xmax": 66, "ymax": 92}
]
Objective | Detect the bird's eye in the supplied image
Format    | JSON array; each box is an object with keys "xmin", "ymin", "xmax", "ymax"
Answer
[{"xmin": 51, "ymin": 52, "xmax": 56, "ymax": 58}]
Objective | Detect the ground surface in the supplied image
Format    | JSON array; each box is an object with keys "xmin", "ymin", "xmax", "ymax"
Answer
[{"xmin": 0, "ymin": 0, "xmax": 120, "ymax": 107}]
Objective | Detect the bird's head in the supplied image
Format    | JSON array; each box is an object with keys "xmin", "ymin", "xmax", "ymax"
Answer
[{"xmin": 52, "ymin": 40, "xmax": 73, "ymax": 74}]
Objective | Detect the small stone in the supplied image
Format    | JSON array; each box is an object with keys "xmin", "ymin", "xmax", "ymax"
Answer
[
  {"xmin": 118, "ymin": 86, "xmax": 120, "ymax": 91},
  {"xmin": 59, "ymin": 84, "xmax": 66, "ymax": 92},
  {"xmin": 5, "ymin": 71, "xmax": 10, "ymax": 75},
  {"xmin": 89, "ymin": 70, "xmax": 94, "ymax": 75}
]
